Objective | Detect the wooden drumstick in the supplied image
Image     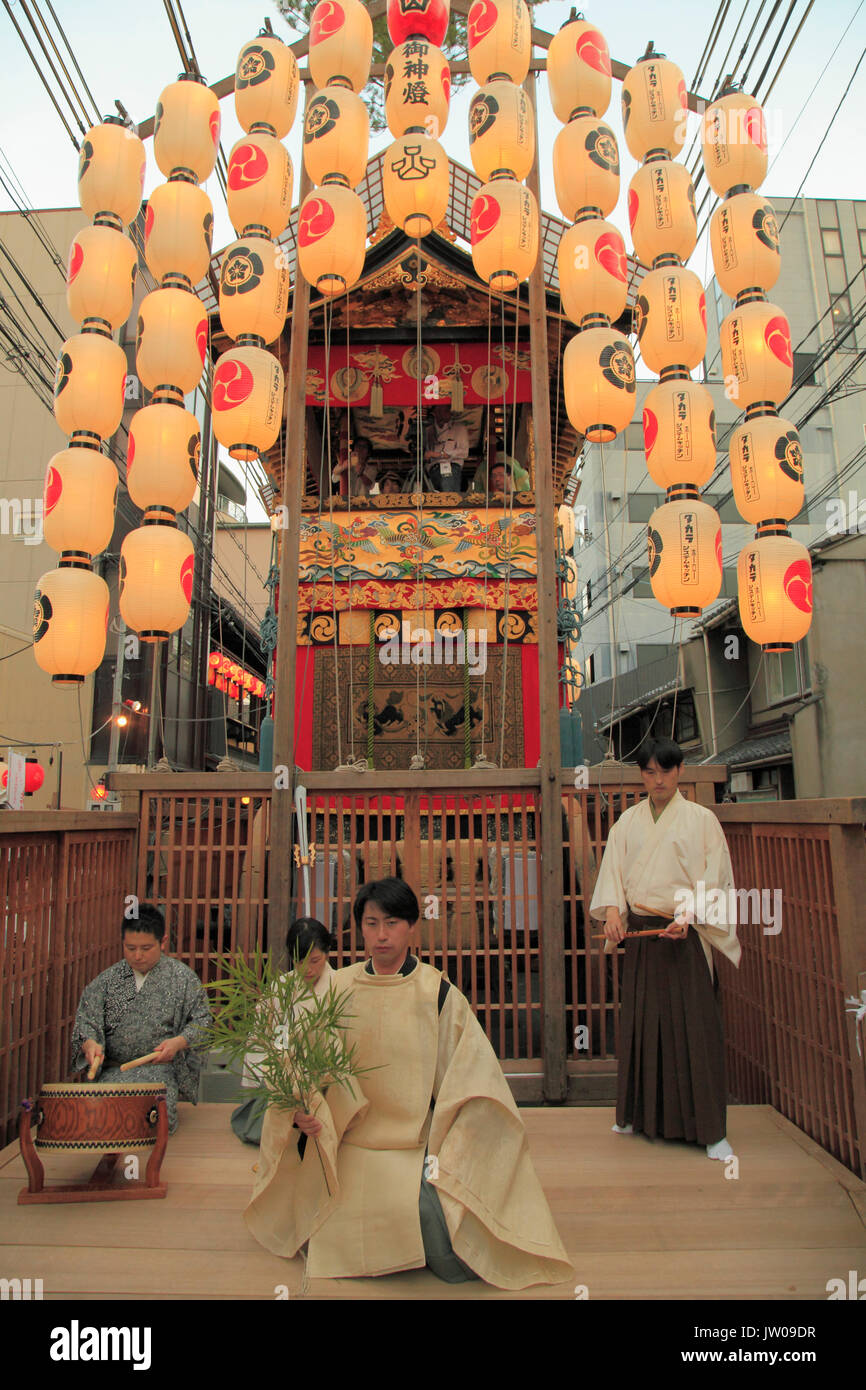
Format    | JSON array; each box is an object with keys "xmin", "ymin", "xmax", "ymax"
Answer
[
  {"xmin": 119, "ymin": 1050, "xmax": 161, "ymax": 1072},
  {"xmin": 86, "ymin": 1055, "xmax": 104, "ymax": 1080}
]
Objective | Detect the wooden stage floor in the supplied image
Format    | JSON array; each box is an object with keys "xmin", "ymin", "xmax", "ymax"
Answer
[{"xmin": 2, "ymin": 1104, "xmax": 864, "ymax": 1301}]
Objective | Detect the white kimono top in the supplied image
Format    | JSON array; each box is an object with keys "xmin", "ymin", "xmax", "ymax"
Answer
[{"xmin": 241, "ymin": 962, "xmax": 335, "ymax": 1088}]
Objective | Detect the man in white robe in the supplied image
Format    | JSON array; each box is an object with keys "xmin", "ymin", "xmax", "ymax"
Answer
[{"xmin": 589, "ymin": 738, "xmax": 740, "ymax": 1158}]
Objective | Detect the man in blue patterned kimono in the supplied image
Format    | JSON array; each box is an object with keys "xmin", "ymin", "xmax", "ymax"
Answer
[{"xmin": 71, "ymin": 904, "xmax": 211, "ymax": 1133}]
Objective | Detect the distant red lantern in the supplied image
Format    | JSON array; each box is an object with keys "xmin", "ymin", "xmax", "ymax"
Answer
[
  {"xmin": 387, "ymin": 0, "xmax": 450, "ymax": 47},
  {"xmin": 25, "ymin": 760, "xmax": 45, "ymax": 795}
]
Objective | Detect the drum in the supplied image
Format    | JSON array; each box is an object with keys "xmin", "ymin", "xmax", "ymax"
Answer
[{"xmin": 33, "ymin": 1082, "xmax": 167, "ymax": 1153}]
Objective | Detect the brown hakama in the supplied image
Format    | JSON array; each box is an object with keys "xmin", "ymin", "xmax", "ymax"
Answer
[{"xmin": 616, "ymin": 911, "xmax": 727, "ymax": 1145}]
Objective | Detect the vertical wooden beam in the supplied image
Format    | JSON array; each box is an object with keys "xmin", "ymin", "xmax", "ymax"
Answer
[
  {"xmin": 828, "ymin": 823, "xmax": 866, "ymax": 1179},
  {"xmin": 525, "ymin": 70, "xmax": 567, "ymax": 1103}
]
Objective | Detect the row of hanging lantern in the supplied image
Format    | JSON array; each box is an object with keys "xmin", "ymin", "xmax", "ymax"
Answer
[
  {"xmin": 298, "ymin": 0, "xmax": 372, "ymax": 297},
  {"xmin": 212, "ymin": 31, "xmax": 298, "ymax": 467},
  {"xmin": 34, "ymin": 117, "xmax": 146, "ymax": 685},
  {"xmin": 553, "ymin": 16, "xmax": 636, "ymax": 446},
  {"xmin": 467, "ymin": 0, "xmax": 539, "ymax": 293},
  {"xmin": 702, "ymin": 87, "xmax": 812, "ymax": 652},
  {"xmin": 382, "ymin": 0, "xmax": 450, "ymax": 239}
]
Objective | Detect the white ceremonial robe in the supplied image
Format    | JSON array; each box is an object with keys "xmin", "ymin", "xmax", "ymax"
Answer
[{"xmin": 240, "ymin": 963, "xmax": 335, "ymax": 1088}]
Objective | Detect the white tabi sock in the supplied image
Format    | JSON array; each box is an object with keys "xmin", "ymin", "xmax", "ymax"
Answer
[
  {"xmin": 612, "ymin": 1123, "xmax": 634, "ymax": 1134},
  {"xmin": 706, "ymin": 1138, "xmax": 734, "ymax": 1160}
]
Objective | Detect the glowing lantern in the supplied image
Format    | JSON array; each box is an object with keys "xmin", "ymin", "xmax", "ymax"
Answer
[
  {"xmin": 227, "ymin": 133, "xmax": 293, "ymax": 238},
  {"xmin": 553, "ymin": 116, "xmax": 619, "ymax": 221},
  {"xmin": 383, "ymin": 131, "xmax": 449, "ymax": 236},
  {"xmin": 24, "ymin": 760, "xmax": 45, "ymax": 795},
  {"xmin": 297, "ymin": 185, "xmax": 366, "ymax": 296},
  {"xmin": 469, "ymin": 80, "xmax": 534, "ymax": 183},
  {"xmin": 642, "ymin": 375, "xmax": 716, "ymax": 489},
  {"xmin": 710, "ymin": 193, "xmax": 780, "ymax": 298},
  {"xmin": 66, "ymin": 224, "xmax": 136, "ymax": 332},
  {"xmin": 633, "ymin": 265, "xmax": 707, "ymax": 374},
  {"xmin": 470, "ymin": 177, "xmax": 537, "ymax": 291},
  {"xmin": 387, "ymin": 0, "xmax": 449, "ymax": 46},
  {"xmin": 547, "ymin": 15, "xmax": 611, "ymax": 120},
  {"xmin": 308, "ymin": 0, "xmax": 373, "ymax": 93},
  {"xmin": 154, "ymin": 75, "xmax": 221, "ymax": 184},
  {"xmin": 53, "ymin": 332, "xmax": 126, "ymax": 441},
  {"xmin": 385, "ymin": 40, "xmax": 450, "ymax": 139},
  {"xmin": 467, "ymin": 0, "xmax": 531, "ymax": 85},
  {"xmin": 235, "ymin": 34, "xmax": 299, "ymax": 138},
  {"xmin": 136, "ymin": 287, "xmax": 207, "ymax": 398},
  {"xmin": 729, "ymin": 408, "xmax": 804, "ymax": 524},
  {"xmin": 303, "ymin": 86, "xmax": 369, "ymax": 190},
  {"xmin": 702, "ymin": 90, "xmax": 767, "ymax": 197},
  {"xmin": 558, "ymin": 217, "xmax": 627, "ymax": 326},
  {"xmin": 119, "ymin": 522, "xmax": 195, "ymax": 642},
  {"xmin": 144, "ymin": 181, "xmax": 214, "ymax": 288},
  {"xmin": 563, "ymin": 327, "xmax": 635, "ymax": 442},
  {"xmin": 719, "ymin": 294, "xmax": 792, "ymax": 409},
  {"xmin": 621, "ymin": 54, "xmax": 688, "ymax": 163},
  {"xmin": 33, "ymin": 565, "xmax": 110, "ymax": 684},
  {"xmin": 77, "ymin": 118, "xmax": 145, "ymax": 229},
  {"xmin": 211, "ymin": 346, "xmax": 285, "ymax": 462},
  {"xmin": 557, "ymin": 502, "xmax": 576, "ymax": 551},
  {"xmin": 647, "ymin": 496, "xmax": 722, "ymax": 616},
  {"xmin": 219, "ymin": 236, "xmax": 291, "ymax": 345},
  {"xmin": 43, "ymin": 446, "xmax": 118, "ymax": 558},
  {"xmin": 628, "ymin": 160, "xmax": 697, "ymax": 266},
  {"xmin": 127, "ymin": 403, "xmax": 200, "ymax": 520},
  {"xmin": 737, "ymin": 530, "xmax": 811, "ymax": 651}
]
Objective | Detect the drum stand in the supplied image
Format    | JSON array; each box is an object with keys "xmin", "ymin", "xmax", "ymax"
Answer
[{"xmin": 17, "ymin": 1095, "xmax": 169, "ymax": 1204}]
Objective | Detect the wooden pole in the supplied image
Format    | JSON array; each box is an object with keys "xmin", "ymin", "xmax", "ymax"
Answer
[
  {"xmin": 525, "ymin": 70, "xmax": 567, "ymax": 1104},
  {"xmin": 269, "ymin": 83, "xmax": 313, "ymax": 965}
]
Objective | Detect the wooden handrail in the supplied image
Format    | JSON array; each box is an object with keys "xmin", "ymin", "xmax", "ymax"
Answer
[{"xmin": 0, "ymin": 812, "xmax": 139, "ymax": 833}]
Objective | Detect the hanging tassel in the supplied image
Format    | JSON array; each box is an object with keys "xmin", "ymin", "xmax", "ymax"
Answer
[
  {"xmin": 451, "ymin": 349, "xmax": 464, "ymax": 413},
  {"xmin": 370, "ymin": 380, "xmax": 384, "ymax": 417}
]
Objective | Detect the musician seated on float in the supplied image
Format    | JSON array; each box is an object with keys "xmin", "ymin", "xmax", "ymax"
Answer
[
  {"xmin": 424, "ymin": 402, "xmax": 469, "ymax": 493},
  {"xmin": 71, "ymin": 903, "xmax": 211, "ymax": 1134}
]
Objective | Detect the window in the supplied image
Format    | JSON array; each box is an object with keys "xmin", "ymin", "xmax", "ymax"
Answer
[
  {"xmin": 703, "ymin": 493, "xmax": 744, "ymax": 523},
  {"xmin": 792, "ymin": 351, "xmax": 817, "ymax": 387},
  {"xmin": 764, "ymin": 639, "xmax": 810, "ymax": 704},
  {"xmin": 631, "ymin": 565, "xmax": 654, "ymax": 599},
  {"xmin": 817, "ymin": 200, "xmax": 839, "ymax": 229},
  {"xmin": 821, "ymin": 228, "xmax": 842, "ymax": 256},
  {"xmin": 586, "ymin": 652, "xmax": 596, "ymax": 685},
  {"xmin": 624, "ymin": 422, "xmax": 645, "ymax": 451},
  {"xmin": 583, "ymin": 579, "xmax": 592, "ymax": 613},
  {"xmin": 628, "ymin": 492, "xmax": 662, "ymax": 523}
]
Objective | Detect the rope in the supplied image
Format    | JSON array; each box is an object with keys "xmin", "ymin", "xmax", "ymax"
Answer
[
  {"xmin": 366, "ymin": 610, "xmax": 375, "ymax": 769},
  {"xmin": 463, "ymin": 607, "xmax": 471, "ymax": 769}
]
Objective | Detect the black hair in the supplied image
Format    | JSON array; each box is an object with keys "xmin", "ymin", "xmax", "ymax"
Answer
[
  {"xmin": 286, "ymin": 917, "xmax": 334, "ymax": 962},
  {"xmin": 353, "ymin": 877, "xmax": 419, "ymax": 928},
  {"xmin": 635, "ymin": 737, "xmax": 684, "ymax": 771},
  {"xmin": 121, "ymin": 903, "xmax": 165, "ymax": 940}
]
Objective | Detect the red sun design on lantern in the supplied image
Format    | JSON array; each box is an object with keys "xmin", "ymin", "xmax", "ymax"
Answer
[
  {"xmin": 642, "ymin": 407, "xmax": 658, "ymax": 458},
  {"xmin": 67, "ymin": 241, "xmax": 84, "ymax": 285},
  {"xmin": 699, "ymin": 292, "xmax": 707, "ymax": 332},
  {"xmin": 470, "ymin": 193, "xmax": 500, "ymax": 243},
  {"xmin": 228, "ymin": 143, "xmax": 268, "ymax": 190},
  {"xmin": 127, "ymin": 433, "xmax": 136, "ymax": 477},
  {"xmin": 744, "ymin": 106, "xmax": 767, "ymax": 153},
  {"xmin": 441, "ymin": 65, "xmax": 451, "ymax": 104},
  {"xmin": 139, "ymin": 161, "xmax": 146, "ymax": 193},
  {"xmin": 44, "ymin": 465, "xmax": 62, "ymax": 516},
  {"xmin": 120, "ymin": 373, "xmax": 127, "ymax": 404},
  {"xmin": 213, "ymin": 358, "xmax": 255, "ymax": 410},
  {"xmin": 209, "ymin": 110, "xmax": 221, "ymax": 147},
  {"xmin": 765, "ymin": 315, "xmax": 792, "ymax": 368},
  {"xmin": 783, "ymin": 558, "xmax": 812, "ymax": 614},
  {"xmin": 677, "ymin": 78, "xmax": 687, "ymax": 110},
  {"xmin": 595, "ymin": 231, "xmax": 626, "ymax": 282},
  {"xmin": 714, "ymin": 527, "xmax": 722, "ymax": 570},
  {"xmin": 311, "ymin": 0, "xmax": 345, "ymax": 43},
  {"xmin": 576, "ymin": 28, "xmax": 611, "ymax": 77},
  {"xmin": 468, "ymin": 0, "xmax": 497, "ymax": 47},
  {"xmin": 196, "ymin": 319, "xmax": 208, "ymax": 364},
  {"xmin": 180, "ymin": 552, "xmax": 195, "ymax": 604},
  {"xmin": 299, "ymin": 196, "xmax": 336, "ymax": 246},
  {"xmin": 144, "ymin": 203, "xmax": 154, "ymax": 242},
  {"xmin": 389, "ymin": 0, "xmax": 448, "ymax": 48},
  {"xmin": 628, "ymin": 188, "xmax": 638, "ymax": 230}
]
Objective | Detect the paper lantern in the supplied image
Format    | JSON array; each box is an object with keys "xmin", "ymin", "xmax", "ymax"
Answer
[
  {"xmin": 558, "ymin": 217, "xmax": 628, "ymax": 327},
  {"xmin": 563, "ymin": 327, "xmax": 636, "ymax": 442},
  {"xmin": 467, "ymin": 0, "xmax": 531, "ymax": 85},
  {"xmin": 53, "ymin": 332, "xmax": 126, "ymax": 441},
  {"xmin": 136, "ymin": 287, "xmax": 207, "ymax": 397},
  {"xmin": 303, "ymin": 86, "xmax": 369, "ymax": 189},
  {"xmin": 633, "ymin": 265, "xmax": 707, "ymax": 374},
  {"xmin": 211, "ymin": 346, "xmax": 285, "ymax": 462},
  {"xmin": 43, "ymin": 445, "xmax": 118, "ymax": 558},
  {"xmin": 227, "ymin": 133, "xmax": 293, "ymax": 238},
  {"xmin": 387, "ymin": 0, "xmax": 449, "ymax": 46},
  {"xmin": 144, "ymin": 181, "xmax": 214, "ymax": 288},
  {"xmin": 547, "ymin": 16, "xmax": 611, "ymax": 120},
  {"xmin": 621, "ymin": 55, "xmax": 688, "ymax": 162},
  {"xmin": 0, "ymin": 761, "xmax": 7, "ymax": 799},
  {"xmin": 66, "ymin": 224, "xmax": 137, "ymax": 331},
  {"xmin": 719, "ymin": 294, "xmax": 792, "ymax": 410},
  {"xmin": 647, "ymin": 497, "xmax": 722, "ymax": 615},
  {"xmin": 563, "ymin": 554, "xmax": 579, "ymax": 601},
  {"xmin": 470, "ymin": 177, "xmax": 537, "ymax": 291},
  {"xmin": 24, "ymin": 760, "xmax": 45, "ymax": 795},
  {"xmin": 234, "ymin": 35, "xmax": 299, "ymax": 138},
  {"xmin": 78, "ymin": 118, "xmax": 145, "ymax": 229},
  {"xmin": 382, "ymin": 131, "xmax": 449, "ymax": 236},
  {"xmin": 729, "ymin": 408, "xmax": 804, "ymax": 525},
  {"xmin": 469, "ymin": 80, "xmax": 534, "ymax": 183},
  {"xmin": 297, "ymin": 185, "xmax": 366, "ymax": 296},
  {"xmin": 738, "ymin": 530, "xmax": 811, "ymax": 651},
  {"xmin": 33, "ymin": 565, "xmax": 110, "ymax": 684},
  {"xmin": 385, "ymin": 40, "xmax": 450, "ymax": 139},
  {"xmin": 642, "ymin": 375, "xmax": 715, "ymax": 489},
  {"xmin": 702, "ymin": 90, "xmax": 767, "ymax": 198},
  {"xmin": 154, "ymin": 75, "xmax": 221, "ymax": 183},
  {"xmin": 628, "ymin": 160, "xmax": 697, "ymax": 266},
  {"xmin": 557, "ymin": 502, "xmax": 576, "ymax": 551},
  {"xmin": 127, "ymin": 403, "xmax": 200, "ymax": 520},
  {"xmin": 119, "ymin": 522, "xmax": 195, "ymax": 642},
  {"xmin": 553, "ymin": 116, "xmax": 619, "ymax": 221},
  {"xmin": 219, "ymin": 236, "xmax": 291, "ymax": 345},
  {"xmin": 308, "ymin": 0, "xmax": 374, "ymax": 92},
  {"xmin": 710, "ymin": 192, "xmax": 780, "ymax": 298}
]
